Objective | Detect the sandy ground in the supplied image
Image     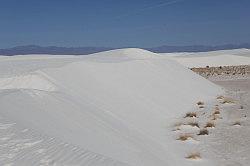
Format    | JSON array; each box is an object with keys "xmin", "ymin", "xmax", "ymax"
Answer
[
  {"xmin": 167, "ymin": 75, "xmax": 250, "ymax": 166},
  {"xmin": 207, "ymin": 76, "xmax": 250, "ymax": 166},
  {"xmin": 171, "ymin": 75, "xmax": 250, "ymax": 166},
  {"xmin": 0, "ymin": 76, "xmax": 249, "ymax": 166}
]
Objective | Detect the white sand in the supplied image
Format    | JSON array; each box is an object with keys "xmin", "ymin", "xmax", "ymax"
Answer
[
  {"xmin": 162, "ymin": 49, "xmax": 250, "ymax": 68},
  {"xmin": 208, "ymin": 77, "xmax": 250, "ymax": 166},
  {"xmin": 1, "ymin": 48, "xmax": 249, "ymax": 166},
  {"xmin": 0, "ymin": 48, "xmax": 222, "ymax": 166}
]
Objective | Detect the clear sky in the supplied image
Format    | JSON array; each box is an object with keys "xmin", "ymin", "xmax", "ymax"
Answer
[{"xmin": 0, "ymin": 0, "xmax": 250, "ymax": 48}]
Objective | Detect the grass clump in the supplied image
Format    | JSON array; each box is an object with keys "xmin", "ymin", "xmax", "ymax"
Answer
[
  {"xmin": 197, "ymin": 101, "xmax": 204, "ymax": 106},
  {"xmin": 187, "ymin": 122, "xmax": 200, "ymax": 128},
  {"xmin": 217, "ymin": 96, "xmax": 224, "ymax": 100},
  {"xmin": 232, "ymin": 121, "xmax": 241, "ymax": 126},
  {"xmin": 204, "ymin": 122, "xmax": 215, "ymax": 128},
  {"xmin": 177, "ymin": 134, "xmax": 194, "ymax": 141},
  {"xmin": 221, "ymin": 98, "xmax": 235, "ymax": 104},
  {"xmin": 197, "ymin": 129, "xmax": 209, "ymax": 135},
  {"xmin": 185, "ymin": 112, "xmax": 197, "ymax": 118},
  {"xmin": 186, "ymin": 153, "xmax": 201, "ymax": 160},
  {"xmin": 211, "ymin": 114, "xmax": 222, "ymax": 120},
  {"xmin": 213, "ymin": 110, "xmax": 220, "ymax": 115}
]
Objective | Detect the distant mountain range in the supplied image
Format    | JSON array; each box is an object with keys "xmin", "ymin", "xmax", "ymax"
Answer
[
  {"xmin": 0, "ymin": 44, "xmax": 250, "ymax": 56},
  {"xmin": 148, "ymin": 43, "xmax": 250, "ymax": 53}
]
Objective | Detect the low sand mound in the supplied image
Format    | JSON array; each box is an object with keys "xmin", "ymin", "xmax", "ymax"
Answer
[
  {"xmin": 170, "ymin": 54, "xmax": 250, "ymax": 68},
  {"xmin": 0, "ymin": 48, "xmax": 222, "ymax": 166},
  {"xmin": 88, "ymin": 48, "xmax": 159, "ymax": 59},
  {"xmin": 163, "ymin": 49, "xmax": 250, "ymax": 68}
]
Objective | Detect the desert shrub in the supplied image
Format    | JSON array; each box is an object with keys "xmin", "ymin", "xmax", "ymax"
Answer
[
  {"xmin": 217, "ymin": 96, "xmax": 224, "ymax": 100},
  {"xmin": 186, "ymin": 153, "xmax": 201, "ymax": 160},
  {"xmin": 233, "ymin": 121, "xmax": 241, "ymax": 126},
  {"xmin": 185, "ymin": 112, "xmax": 197, "ymax": 118},
  {"xmin": 197, "ymin": 129, "xmax": 209, "ymax": 135},
  {"xmin": 197, "ymin": 101, "xmax": 204, "ymax": 106},
  {"xmin": 213, "ymin": 110, "xmax": 220, "ymax": 115},
  {"xmin": 221, "ymin": 98, "xmax": 235, "ymax": 104},
  {"xmin": 187, "ymin": 122, "xmax": 200, "ymax": 128},
  {"xmin": 177, "ymin": 134, "xmax": 193, "ymax": 141},
  {"xmin": 211, "ymin": 114, "xmax": 222, "ymax": 120},
  {"xmin": 205, "ymin": 122, "xmax": 215, "ymax": 128}
]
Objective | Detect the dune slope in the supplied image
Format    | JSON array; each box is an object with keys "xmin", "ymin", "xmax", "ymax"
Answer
[{"xmin": 0, "ymin": 48, "xmax": 222, "ymax": 166}]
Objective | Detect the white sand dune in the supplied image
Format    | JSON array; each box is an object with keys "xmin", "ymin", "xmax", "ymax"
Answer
[
  {"xmin": 169, "ymin": 54, "xmax": 250, "ymax": 68},
  {"xmin": 0, "ymin": 48, "xmax": 222, "ymax": 166},
  {"xmin": 161, "ymin": 49, "xmax": 250, "ymax": 67}
]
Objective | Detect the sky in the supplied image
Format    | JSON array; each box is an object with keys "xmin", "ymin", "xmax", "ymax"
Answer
[{"xmin": 0, "ymin": 0, "xmax": 250, "ymax": 48}]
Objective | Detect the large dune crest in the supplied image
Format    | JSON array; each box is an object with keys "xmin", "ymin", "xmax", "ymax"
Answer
[{"xmin": 0, "ymin": 48, "xmax": 222, "ymax": 166}]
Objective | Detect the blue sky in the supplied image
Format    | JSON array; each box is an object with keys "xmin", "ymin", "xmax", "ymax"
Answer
[{"xmin": 0, "ymin": 0, "xmax": 250, "ymax": 48}]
